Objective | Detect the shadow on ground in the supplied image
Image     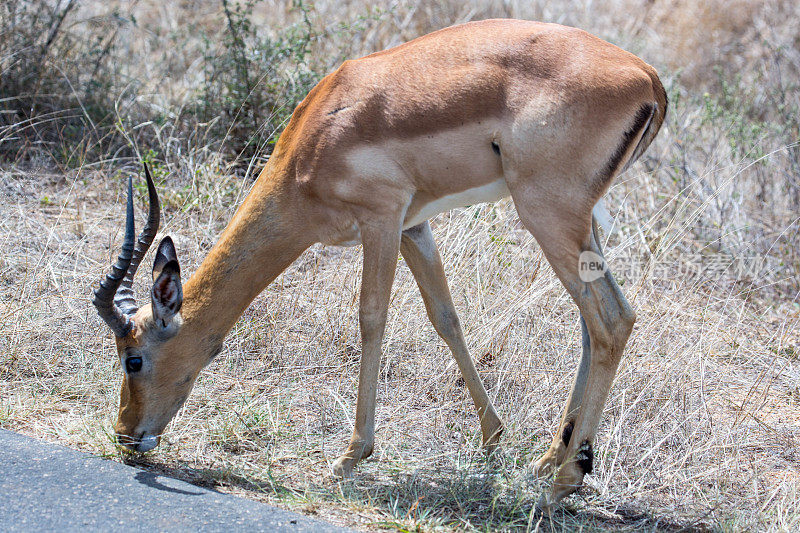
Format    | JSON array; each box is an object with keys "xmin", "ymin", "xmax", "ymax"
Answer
[{"xmin": 121, "ymin": 454, "xmax": 710, "ymax": 532}]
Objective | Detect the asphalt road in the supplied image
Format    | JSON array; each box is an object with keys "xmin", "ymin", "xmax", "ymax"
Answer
[{"xmin": 0, "ymin": 429, "xmax": 346, "ymax": 532}]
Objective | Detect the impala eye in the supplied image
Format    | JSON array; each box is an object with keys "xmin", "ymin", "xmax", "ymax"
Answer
[{"xmin": 126, "ymin": 357, "xmax": 143, "ymax": 373}]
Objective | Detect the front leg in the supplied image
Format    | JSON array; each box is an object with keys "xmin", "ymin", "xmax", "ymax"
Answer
[
  {"xmin": 332, "ymin": 221, "xmax": 402, "ymax": 477},
  {"xmin": 401, "ymin": 222, "xmax": 503, "ymax": 450}
]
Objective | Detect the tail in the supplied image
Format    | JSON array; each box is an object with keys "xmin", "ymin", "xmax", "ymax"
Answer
[
  {"xmin": 624, "ymin": 67, "xmax": 668, "ymax": 171},
  {"xmin": 594, "ymin": 68, "xmax": 668, "ymax": 234}
]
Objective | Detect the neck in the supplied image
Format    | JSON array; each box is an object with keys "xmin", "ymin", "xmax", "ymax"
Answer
[{"xmin": 180, "ymin": 163, "xmax": 313, "ymax": 344}]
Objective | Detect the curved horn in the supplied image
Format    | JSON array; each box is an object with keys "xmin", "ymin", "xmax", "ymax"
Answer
[
  {"xmin": 115, "ymin": 163, "xmax": 161, "ymax": 314},
  {"xmin": 92, "ymin": 176, "xmax": 136, "ymax": 338}
]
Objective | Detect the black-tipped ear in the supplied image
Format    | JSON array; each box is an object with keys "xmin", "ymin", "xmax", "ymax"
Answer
[
  {"xmin": 152, "ymin": 236, "xmax": 179, "ymax": 281},
  {"xmin": 151, "ymin": 237, "xmax": 182, "ymax": 324}
]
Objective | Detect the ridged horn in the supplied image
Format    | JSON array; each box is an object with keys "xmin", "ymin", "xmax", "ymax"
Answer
[
  {"xmin": 115, "ymin": 164, "xmax": 161, "ymax": 315},
  {"xmin": 92, "ymin": 175, "xmax": 136, "ymax": 338}
]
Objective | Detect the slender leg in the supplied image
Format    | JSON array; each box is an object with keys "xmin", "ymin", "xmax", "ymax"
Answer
[
  {"xmin": 332, "ymin": 221, "xmax": 402, "ymax": 477},
  {"xmin": 533, "ymin": 220, "xmax": 602, "ymax": 478},
  {"xmin": 401, "ymin": 222, "xmax": 503, "ymax": 449},
  {"xmin": 533, "ymin": 314, "xmax": 591, "ymax": 477},
  {"xmin": 510, "ymin": 195, "xmax": 635, "ymax": 507},
  {"xmin": 549, "ymin": 263, "xmax": 634, "ymax": 505}
]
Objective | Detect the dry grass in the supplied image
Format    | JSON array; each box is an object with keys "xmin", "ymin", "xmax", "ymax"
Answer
[{"xmin": 2, "ymin": 0, "xmax": 800, "ymax": 531}]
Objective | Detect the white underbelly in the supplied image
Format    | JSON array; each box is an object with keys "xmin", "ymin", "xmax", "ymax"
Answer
[{"xmin": 403, "ymin": 179, "xmax": 511, "ymax": 229}]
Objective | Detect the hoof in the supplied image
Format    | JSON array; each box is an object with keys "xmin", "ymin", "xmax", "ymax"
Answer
[
  {"xmin": 483, "ymin": 437, "xmax": 502, "ymax": 457},
  {"xmin": 536, "ymin": 491, "xmax": 556, "ymax": 513},
  {"xmin": 532, "ymin": 448, "xmax": 560, "ymax": 480},
  {"xmin": 481, "ymin": 416, "xmax": 504, "ymax": 451},
  {"xmin": 331, "ymin": 440, "xmax": 371, "ymax": 478},
  {"xmin": 331, "ymin": 455, "xmax": 355, "ymax": 478},
  {"xmin": 549, "ymin": 460, "xmax": 585, "ymax": 503}
]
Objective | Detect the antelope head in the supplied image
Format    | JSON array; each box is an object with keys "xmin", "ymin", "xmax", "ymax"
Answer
[{"xmin": 93, "ymin": 165, "xmax": 190, "ymax": 452}]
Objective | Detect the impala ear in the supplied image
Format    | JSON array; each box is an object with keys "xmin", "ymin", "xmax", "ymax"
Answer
[{"xmin": 151, "ymin": 236, "xmax": 182, "ymax": 325}]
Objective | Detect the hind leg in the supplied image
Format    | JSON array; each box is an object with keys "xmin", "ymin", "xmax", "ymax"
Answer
[
  {"xmin": 546, "ymin": 262, "xmax": 634, "ymax": 506},
  {"xmin": 500, "ymin": 93, "xmax": 653, "ymax": 500},
  {"xmin": 533, "ymin": 221, "xmax": 603, "ymax": 478},
  {"xmin": 533, "ymin": 313, "xmax": 592, "ymax": 478},
  {"xmin": 508, "ymin": 185, "xmax": 635, "ymax": 505}
]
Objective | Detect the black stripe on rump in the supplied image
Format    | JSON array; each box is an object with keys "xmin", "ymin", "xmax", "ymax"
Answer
[{"xmin": 597, "ymin": 103, "xmax": 655, "ymax": 190}]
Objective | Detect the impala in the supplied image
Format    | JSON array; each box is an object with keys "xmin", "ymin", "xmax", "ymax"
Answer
[{"xmin": 93, "ymin": 19, "xmax": 666, "ymax": 505}]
